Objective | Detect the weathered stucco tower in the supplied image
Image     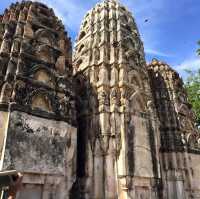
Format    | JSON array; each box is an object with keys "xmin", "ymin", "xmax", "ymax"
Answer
[
  {"xmin": 74, "ymin": 0, "xmax": 161, "ymax": 198},
  {"xmin": 148, "ymin": 59, "xmax": 200, "ymax": 199},
  {"xmin": 0, "ymin": 1, "xmax": 76, "ymax": 198}
]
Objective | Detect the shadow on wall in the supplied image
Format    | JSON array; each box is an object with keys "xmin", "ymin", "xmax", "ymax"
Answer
[
  {"xmin": 70, "ymin": 73, "xmax": 99, "ymax": 199},
  {"xmin": 148, "ymin": 69, "xmax": 182, "ymax": 153}
]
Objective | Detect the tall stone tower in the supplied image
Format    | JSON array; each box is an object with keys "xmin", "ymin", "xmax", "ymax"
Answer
[
  {"xmin": 74, "ymin": 0, "xmax": 161, "ymax": 198},
  {"xmin": 0, "ymin": 1, "xmax": 76, "ymax": 198}
]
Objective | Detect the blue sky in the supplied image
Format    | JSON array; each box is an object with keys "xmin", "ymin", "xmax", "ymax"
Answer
[{"xmin": 1, "ymin": 0, "xmax": 200, "ymax": 78}]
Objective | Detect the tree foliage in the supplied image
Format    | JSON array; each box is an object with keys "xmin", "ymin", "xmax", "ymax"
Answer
[
  {"xmin": 184, "ymin": 69, "xmax": 200, "ymax": 128},
  {"xmin": 197, "ymin": 40, "xmax": 200, "ymax": 56}
]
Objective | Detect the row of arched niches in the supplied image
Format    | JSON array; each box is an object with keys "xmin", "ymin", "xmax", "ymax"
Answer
[{"xmin": 0, "ymin": 1, "xmax": 76, "ymax": 125}]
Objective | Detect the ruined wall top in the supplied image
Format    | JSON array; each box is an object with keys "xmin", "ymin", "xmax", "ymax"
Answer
[
  {"xmin": 0, "ymin": 1, "xmax": 76, "ymax": 125},
  {"xmin": 0, "ymin": 1, "xmax": 72, "ymax": 60},
  {"xmin": 148, "ymin": 58, "xmax": 187, "ymax": 104},
  {"xmin": 148, "ymin": 58, "xmax": 200, "ymax": 151}
]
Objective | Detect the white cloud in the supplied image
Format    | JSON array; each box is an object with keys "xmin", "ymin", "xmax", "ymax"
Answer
[
  {"xmin": 145, "ymin": 48, "xmax": 173, "ymax": 57},
  {"xmin": 122, "ymin": 0, "xmax": 173, "ymax": 60},
  {"xmin": 175, "ymin": 57, "xmax": 200, "ymax": 71}
]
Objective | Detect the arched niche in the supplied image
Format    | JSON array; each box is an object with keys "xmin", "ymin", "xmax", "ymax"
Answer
[
  {"xmin": 178, "ymin": 104, "xmax": 191, "ymax": 116},
  {"xmin": 35, "ymin": 44, "xmax": 54, "ymax": 63},
  {"xmin": 79, "ymin": 31, "xmax": 86, "ymax": 41},
  {"xmin": 28, "ymin": 64, "xmax": 55, "ymax": 87},
  {"xmin": 35, "ymin": 28, "xmax": 56, "ymax": 47},
  {"xmin": 83, "ymin": 20, "xmax": 88, "ymax": 28},
  {"xmin": 31, "ymin": 92, "xmax": 53, "ymax": 112},
  {"xmin": 55, "ymin": 56, "xmax": 66, "ymax": 74},
  {"xmin": 78, "ymin": 44, "xmax": 85, "ymax": 53},
  {"xmin": 33, "ymin": 68, "xmax": 55, "ymax": 88},
  {"xmin": 0, "ymin": 82, "xmax": 12, "ymax": 103},
  {"xmin": 76, "ymin": 58, "xmax": 83, "ymax": 70}
]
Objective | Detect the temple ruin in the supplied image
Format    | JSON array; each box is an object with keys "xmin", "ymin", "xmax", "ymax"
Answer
[{"xmin": 0, "ymin": 0, "xmax": 199, "ymax": 198}]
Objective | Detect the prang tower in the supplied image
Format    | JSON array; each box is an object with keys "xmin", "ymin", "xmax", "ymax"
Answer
[
  {"xmin": 148, "ymin": 59, "xmax": 200, "ymax": 199},
  {"xmin": 0, "ymin": 2, "xmax": 76, "ymax": 199},
  {"xmin": 74, "ymin": 0, "xmax": 161, "ymax": 198}
]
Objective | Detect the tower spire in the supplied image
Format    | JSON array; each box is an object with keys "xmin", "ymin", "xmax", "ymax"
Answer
[{"xmin": 73, "ymin": 0, "xmax": 154, "ymax": 199}]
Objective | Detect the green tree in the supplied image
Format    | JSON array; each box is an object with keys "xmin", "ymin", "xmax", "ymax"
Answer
[{"xmin": 184, "ymin": 69, "xmax": 200, "ymax": 128}]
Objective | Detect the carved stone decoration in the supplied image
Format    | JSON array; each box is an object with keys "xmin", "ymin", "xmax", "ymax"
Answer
[
  {"xmin": 0, "ymin": 39, "xmax": 11, "ymax": 54},
  {"xmin": 148, "ymin": 59, "xmax": 199, "ymax": 148},
  {"xmin": 110, "ymin": 87, "xmax": 120, "ymax": 106},
  {"xmin": 12, "ymin": 80, "xmax": 26, "ymax": 104},
  {"xmin": 148, "ymin": 58, "xmax": 200, "ymax": 198},
  {"xmin": 35, "ymin": 44, "xmax": 54, "ymax": 63},
  {"xmin": 0, "ymin": 1, "xmax": 199, "ymax": 199},
  {"xmin": 98, "ymin": 90, "xmax": 109, "ymax": 106},
  {"xmin": 0, "ymin": 82, "xmax": 12, "ymax": 103},
  {"xmin": 0, "ymin": 2, "xmax": 76, "ymax": 199},
  {"xmin": 35, "ymin": 28, "xmax": 56, "ymax": 47},
  {"xmin": 31, "ymin": 92, "xmax": 53, "ymax": 112},
  {"xmin": 58, "ymin": 93, "xmax": 71, "ymax": 117},
  {"xmin": 56, "ymin": 56, "xmax": 66, "ymax": 74},
  {"xmin": 98, "ymin": 65, "xmax": 109, "ymax": 86},
  {"xmin": 0, "ymin": 1, "xmax": 75, "ymax": 123},
  {"xmin": 74, "ymin": 1, "xmax": 160, "ymax": 199}
]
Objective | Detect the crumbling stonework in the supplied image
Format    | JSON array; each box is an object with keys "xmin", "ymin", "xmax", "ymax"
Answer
[
  {"xmin": 0, "ymin": 1, "xmax": 76, "ymax": 199},
  {"xmin": 0, "ymin": 0, "xmax": 199, "ymax": 199},
  {"xmin": 148, "ymin": 59, "xmax": 200, "ymax": 198}
]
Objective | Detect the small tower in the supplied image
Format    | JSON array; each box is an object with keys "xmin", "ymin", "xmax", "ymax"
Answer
[
  {"xmin": 74, "ymin": 1, "xmax": 161, "ymax": 198},
  {"xmin": 148, "ymin": 59, "xmax": 200, "ymax": 198},
  {"xmin": 0, "ymin": 2, "xmax": 76, "ymax": 198}
]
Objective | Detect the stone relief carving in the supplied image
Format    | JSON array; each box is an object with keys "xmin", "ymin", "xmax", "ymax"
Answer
[
  {"xmin": 98, "ymin": 90, "xmax": 109, "ymax": 106},
  {"xmin": 110, "ymin": 87, "xmax": 120, "ymax": 106},
  {"xmin": 0, "ymin": 1, "xmax": 74, "ymax": 125}
]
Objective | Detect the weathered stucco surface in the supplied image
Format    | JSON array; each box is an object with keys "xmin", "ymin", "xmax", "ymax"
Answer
[
  {"xmin": 0, "ymin": 111, "xmax": 9, "ymax": 169},
  {"xmin": 3, "ymin": 111, "xmax": 76, "ymax": 174}
]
